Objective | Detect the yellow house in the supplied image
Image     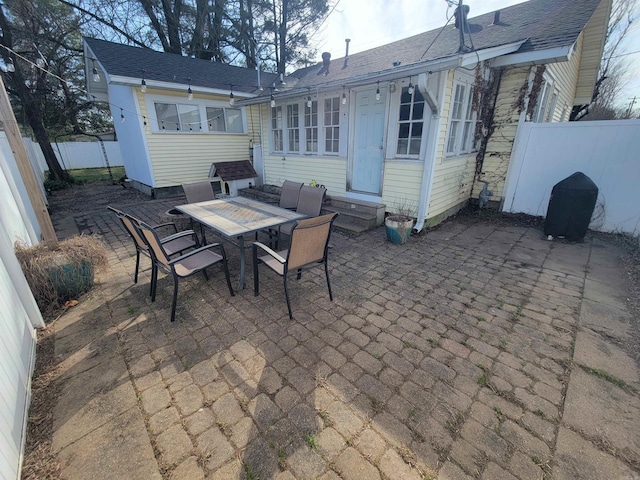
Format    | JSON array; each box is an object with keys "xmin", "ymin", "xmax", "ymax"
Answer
[{"xmin": 84, "ymin": 0, "xmax": 610, "ymax": 229}]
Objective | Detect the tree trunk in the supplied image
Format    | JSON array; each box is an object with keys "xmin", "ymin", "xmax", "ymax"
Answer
[{"xmin": 278, "ymin": 0, "xmax": 288, "ymax": 75}]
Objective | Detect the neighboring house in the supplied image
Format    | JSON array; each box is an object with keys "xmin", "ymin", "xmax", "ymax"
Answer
[{"xmin": 84, "ymin": 0, "xmax": 610, "ymax": 229}]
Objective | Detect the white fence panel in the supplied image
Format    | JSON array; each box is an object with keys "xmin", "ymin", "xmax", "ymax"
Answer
[
  {"xmin": 0, "ymin": 161, "xmax": 44, "ymax": 480},
  {"xmin": 54, "ymin": 141, "xmax": 123, "ymax": 170},
  {"xmin": 503, "ymin": 119, "xmax": 640, "ymax": 235}
]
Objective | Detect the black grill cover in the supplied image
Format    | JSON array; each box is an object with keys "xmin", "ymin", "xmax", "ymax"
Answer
[{"xmin": 543, "ymin": 172, "xmax": 598, "ymax": 241}]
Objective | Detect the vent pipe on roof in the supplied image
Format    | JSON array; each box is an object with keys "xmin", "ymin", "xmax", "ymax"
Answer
[
  {"xmin": 343, "ymin": 39, "xmax": 351, "ymax": 69},
  {"xmin": 490, "ymin": 10, "xmax": 501, "ymax": 26},
  {"xmin": 257, "ymin": 67, "xmax": 263, "ymax": 90}
]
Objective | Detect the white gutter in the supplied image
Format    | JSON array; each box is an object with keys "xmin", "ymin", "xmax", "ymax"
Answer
[
  {"xmin": 414, "ymin": 71, "xmax": 447, "ymax": 232},
  {"xmin": 459, "ymin": 40, "xmax": 528, "ymax": 67},
  {"xmin": 239, "ymin": 55, "xmax": 464, "ymax": 106},
  {"xmin": 108, "ymin": 75, "xmax": 257, "ymax": 99},
  {"xmin": 491, "ymin": 45, "xmax": 572, "ymax": 67}
]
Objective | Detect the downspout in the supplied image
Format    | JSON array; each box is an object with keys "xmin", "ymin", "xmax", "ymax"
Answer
[
  {"xmin": 414, "ymin": 71, "xmax": 447, "ymax": 232},
  {"xmin": 257, "ymin": 102, "xmax": 266, "ymax": 183}
]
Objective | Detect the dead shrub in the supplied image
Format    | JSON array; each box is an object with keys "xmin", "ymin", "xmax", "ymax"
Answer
[{"xmin": 15, "ymin": 235, "xmax": 108, "ymax": 316}]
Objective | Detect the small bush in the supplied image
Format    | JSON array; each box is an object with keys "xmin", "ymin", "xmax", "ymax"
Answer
[{"xmin": 15, "ymin": 235, "xmax": 108, "ymax": 317}]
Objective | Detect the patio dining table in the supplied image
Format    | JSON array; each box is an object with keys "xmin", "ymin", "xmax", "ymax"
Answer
[{"xmin": 175, "ymin": 196, "xmax": 306, "ymax": 290}]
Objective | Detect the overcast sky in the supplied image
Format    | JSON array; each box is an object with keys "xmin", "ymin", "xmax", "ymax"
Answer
[{"xmin": 308, "ymin": 0, "xmax": 640, "ymax": 111}]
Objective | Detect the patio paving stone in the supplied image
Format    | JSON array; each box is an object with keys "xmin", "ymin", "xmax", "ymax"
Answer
[{"xmin": 44, "ymin": 186, "xmax": 640, "ymax": 480}]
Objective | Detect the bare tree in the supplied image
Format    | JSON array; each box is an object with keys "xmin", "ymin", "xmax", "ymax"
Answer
[{"xmin": 571, "ymin": 0, "xmax": 638, "ymax": 120}]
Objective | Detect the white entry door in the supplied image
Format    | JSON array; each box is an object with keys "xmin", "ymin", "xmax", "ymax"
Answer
[{"xmin": 351, "ymin": 88, "xmax": 386, "ymax": 195}]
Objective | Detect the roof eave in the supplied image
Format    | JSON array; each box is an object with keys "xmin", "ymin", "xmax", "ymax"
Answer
[
  {"xmin": 238, "ymin": 55, "xmax": 463, "ymax": 106},
  {"xmin": 491, "ymin": 45, "xmax": 573, "ymax": 68},
  {"xmin": 239, "ymin": 40, "xmax": 528, "ymax": 106},
  {"xmin": 108, "ymin": 74, "xmax": 258, "ymax": 99}
]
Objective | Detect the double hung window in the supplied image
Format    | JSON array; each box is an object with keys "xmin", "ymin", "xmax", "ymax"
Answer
[
  {"xmin": 271, "ymin": 106, "xmax": 283, "ymax": 151},
  {"xmin": 446, "ymin": 81, "xmax": 478, "ymax": 156},
  {"xmin": 304, "ymin": 101, "xmax": 318, "ymax": 152}
]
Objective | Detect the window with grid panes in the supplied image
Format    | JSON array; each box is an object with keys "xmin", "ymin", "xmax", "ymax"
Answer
[
  {"xmin": 446, "ymin": 81, "xmax": 478, "ymax": 156},
  {"xmin": 287, "ymin": 104, "xmax": 300, "ymax": 151},
  {"xmin": 304, "ymin": 101, "xmax": 318, "ymax": 152},
  {"xmin": 446, "ymin": 83, "xmax": 466, "ymax": 154},
  {"xmin": 397, "ymin": 87, "xmax": 425, "ymax": 156},
  {"xmin": 271, "ymin": 106, "xmax": 283, "ymax": 151},
  {"xmin": 460, "ymin": 86, "xmax": 476, "ymax": 153},
  {"xmin": 324, "ymin": 97, "xmax": 340, "ymax": 153}
]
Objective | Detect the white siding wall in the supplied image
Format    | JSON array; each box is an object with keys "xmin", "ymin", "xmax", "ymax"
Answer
[
  {"xmin": 110, "ymin": 85, "xmax": 155, "ymax": 187},
  {"xmin": 504, "ymin": 119, "xmax": 640, "ymax": 234}
]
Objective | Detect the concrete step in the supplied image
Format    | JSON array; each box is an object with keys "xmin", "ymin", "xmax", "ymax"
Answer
[{"xmin": 239, "ymin": 186, "xmax": 386, "ymax": 236}]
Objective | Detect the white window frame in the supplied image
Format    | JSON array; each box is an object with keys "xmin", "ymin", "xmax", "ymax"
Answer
[
  {"xmin": 304, "ymin": 100, "xmax": 318, "ymax": 153},
  {"xmin": 271, "ymin": 105, "xmax": 283, "ymax": 152},
  {"xmin": 445, "ymin": 74, "xmax": 478, "ymax": 157},
  {"xmin": 532, "ymin": 74, "xmax": 557, "ymax": 123},
  {"xmin": 269, "ymin": 94, "xmax": 342, "ymax": 156},
  {"xmin": 396, "ymin": 86, "xmax": 426, "ymax": 157},
  {"xmin": 286, "ymin": 103, "xmax": 300, "ymax": 152},
  {"xmin": 145, "ymin": 94, "xmax": 247, "ymax": 134}
]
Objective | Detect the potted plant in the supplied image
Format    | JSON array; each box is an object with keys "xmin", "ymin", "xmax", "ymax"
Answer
[
  {"xmin": 15, "ymin": 235, "xmax": 108, "ymax": 317},
  {"xmin": 384, "ymin": 200, "xmax": 416, "ymax": 245}
]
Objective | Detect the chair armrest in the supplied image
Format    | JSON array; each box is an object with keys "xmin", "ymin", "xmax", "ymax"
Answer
[
  {"xmin": 152, "ymin": 222, "xmax": 178, "ymax": 234},
  {"xmin": 252, "ymin": 242, "xmax": 286, "ymax": 264},
  {"xmin": 168, "ymin": 243, "xmax": 225, "ymax": 264},
  {"xmin": 160, "ymin": 230, "xmax": 197, "ymax": 243}
]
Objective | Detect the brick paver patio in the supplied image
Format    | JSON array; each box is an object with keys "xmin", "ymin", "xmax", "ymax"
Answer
[{"xmin": 48, "ymin": 190, "xmax": 640, "ymax": 480}]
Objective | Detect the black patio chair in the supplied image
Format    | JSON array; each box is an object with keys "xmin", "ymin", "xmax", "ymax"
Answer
[{"xmin": 137, "ymin": 220, "xmax": 234, "ymax": 322}]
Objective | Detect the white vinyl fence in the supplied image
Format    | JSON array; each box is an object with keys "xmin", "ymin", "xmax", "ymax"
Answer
[
  {"xmin": 502, "ymin": 119, "xmax": 640, "ymax": 235},
  {"xmin": 0, "ymin": 144, "xmax": 45, "ymax": 480},
  {"xmin": 0, "ymin": 133, "xmax": 123, "ymax": 175}
]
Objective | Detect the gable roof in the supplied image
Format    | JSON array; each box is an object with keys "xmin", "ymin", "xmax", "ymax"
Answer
[
  {"xmin": 210, "ymin": 160, "xmax": 258, "ymax": 181},
  {"xmin": 84, "ymin": 37, "xmax": 278, "ymax": 95},
  {"xmin": 252, "ymin": 0, "xmax": 607, "ymax": 101}
]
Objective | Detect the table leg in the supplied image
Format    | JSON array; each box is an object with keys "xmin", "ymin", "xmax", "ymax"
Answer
[{"xmin": 238, "ymin": 235, "xmax": 245, "ymax": 290}]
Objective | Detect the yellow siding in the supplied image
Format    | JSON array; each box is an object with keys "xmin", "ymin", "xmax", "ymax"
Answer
[
  {"xmin": 547, "ymin": 33, "xmax": 583, "ymax": 121},
  {"xmin": 135, "ymin": 88, "xmax": 252, "ymax": 188},
  {"xmin": 258, "ymin": 101, "xmax": 348, "ymax": 195},
  {"xmin": 382, "ymin": 163, "xmax": 423, "ymax": 215},
  {"xmin": 479, "ymin": 67, "xmax": 530, "ymax": 200},
  {"xmin": 575, "ymin": 0, "xmax": 611, "ymax": 104},
  {"xmin": 426, "ymin": 70, "xmax": 476, "ymax": 221},
  {"xmin": 263, "ymin": 154, "xmax": 347, "ymax": 194}
]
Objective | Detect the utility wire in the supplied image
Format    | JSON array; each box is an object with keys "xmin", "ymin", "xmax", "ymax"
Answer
[{"xmin": 420, "ymin": 8, "xmax": 455, "ymax": 61}]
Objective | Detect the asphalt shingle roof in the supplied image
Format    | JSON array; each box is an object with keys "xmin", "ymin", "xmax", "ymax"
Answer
[
  {"xmin": 287, "ymin": 0, "xmax": 602, "ymax": 90},
  {"xmin": 84, "ymin": 37, "xmax": 278, "ymax": 95},
  {"xmin": 85, "ymin": 0, "xmax": 603, "ymax": 98}
]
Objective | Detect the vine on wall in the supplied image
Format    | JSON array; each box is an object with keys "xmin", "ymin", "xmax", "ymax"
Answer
[
  {"xmin": 473, "ymin": 62, "xmax": 503, "ymax": 177},
  {"xmin": 525, "ymin": 65, "xmax": 546, "ymax": 119}
]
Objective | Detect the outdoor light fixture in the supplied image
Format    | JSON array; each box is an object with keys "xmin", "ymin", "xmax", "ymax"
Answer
[
  {"xmin": 229, "ymin": 84, "xmax": 235, "ymax": 105},
  {"xmin": 341, "ymin": 86, "xmax": 347, "ymax": 105},
  {"xmin": 307, "ymin": 88, "xmax": 312, "ymax": 108},
  {"xmin": 270, "ymin": 88, "xmax": 276, "ymax": 107},
  {"xmin": 141, "ymin": 70, "xmax": 147, "ymax": 93},
  {"xmin": 375, "ymin": 81, "xmax": 381, "ymax": 101},
  {"xmin": 92, "ymin": 59, "xmax": 100, "ymax": 82},
  {"xmin": 187, "ymin": 77, "xmax": 193, "ymax": 100},
  {"xmin": 408, "ymin": 77, "xmax": 414, "ymax": 95}
]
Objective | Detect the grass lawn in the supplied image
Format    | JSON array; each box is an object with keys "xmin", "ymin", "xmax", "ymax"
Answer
[{"xmin": 68, "ymin": 167, "xmax": 125, "ymax": 183}]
